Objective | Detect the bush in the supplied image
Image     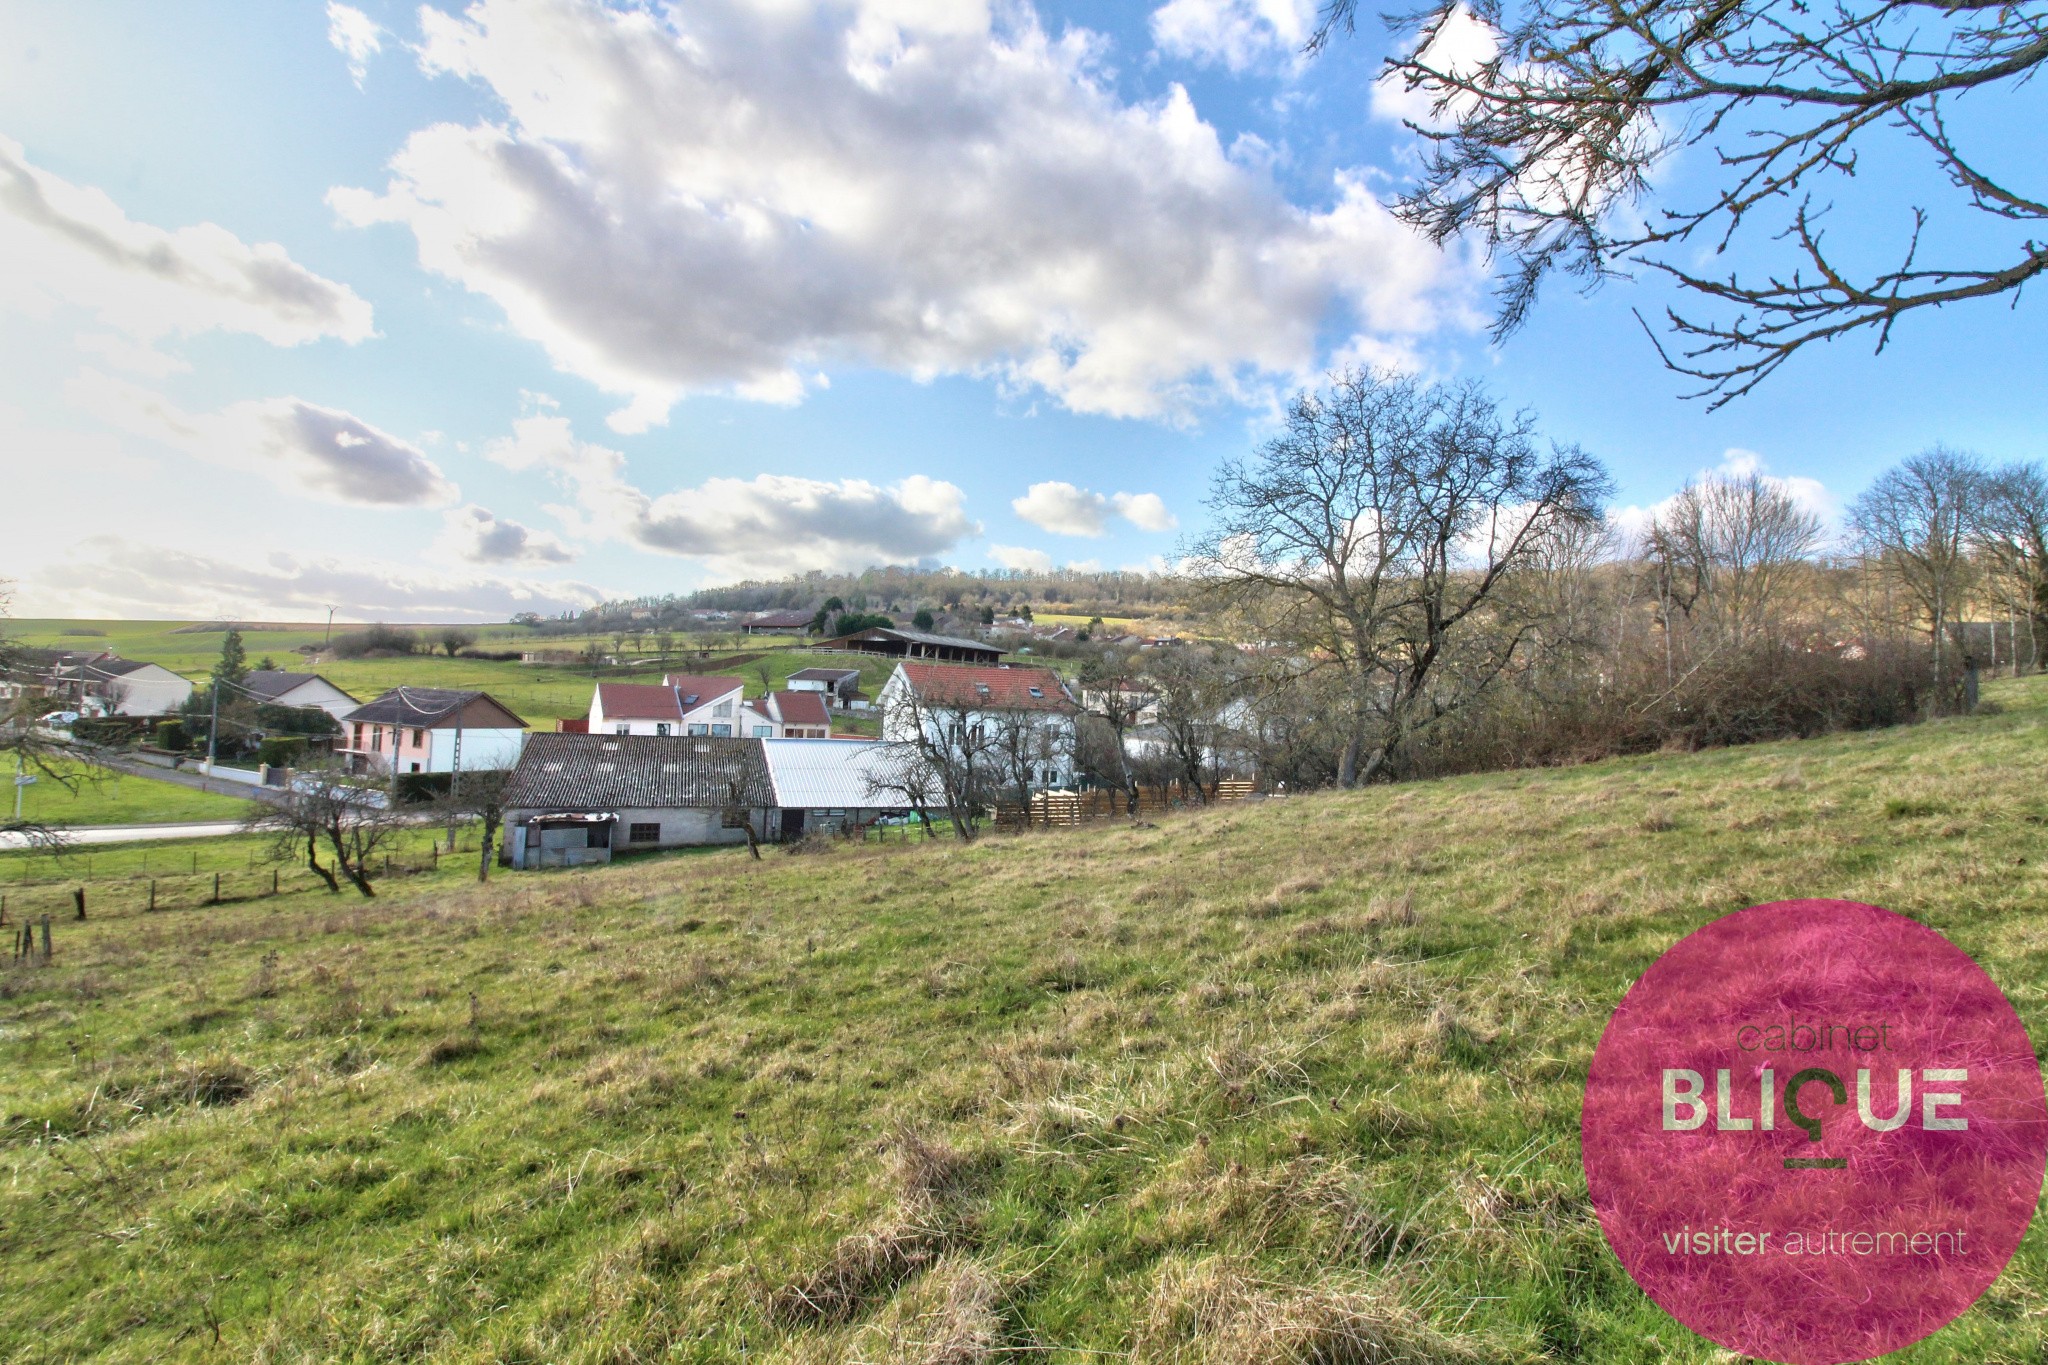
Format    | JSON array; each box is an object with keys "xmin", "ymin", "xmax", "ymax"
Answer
[
  {"xmin": 73, "ymin": 717, "xmax": 141, "ymax": 747},
  {"xmin": 327, "ymin": 624, "xmax": 422, "ymax": 659},
  {"xmin": 457, "ymin": 649, "xmax": 523, "ymax": 662},
  {"xmin": 395, "ymin": 772, "xmax": 455, "ymax": 804},
  {"xmin": 155, "ymin": 719, "xmax": 189, "ymax": 752},
  {"xmin": 257, "ymin": 737, "xmax": 307, "ymax": 768},
  {"xmin": 253, "ymin": 703, "xmax": 340, "ymax": 737}
]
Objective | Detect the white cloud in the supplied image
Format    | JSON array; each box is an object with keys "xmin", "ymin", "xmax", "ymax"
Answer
[
  {"xmin": 1012, "ymin": 481, "xmax": 1179, "ymax": 536},
  {"xmin": 988, "ymin": 544, "xmax": 1055, "ymax": 572},
  {"xmin": 0, "ymin": 135, "xmax": 374, "ymax": 348},
  {"xmin": 1112, "ymin": 491, "xmax": 1178, "ymax": 532},
  {"xmin": 330, "ymin": 0, "xmax": 1464, "ymax": 430},
  {"xmin": 1371, "ymin": 5, "xmax": 1499, "ymax": 127},
  {"xmin": 71, "ymin": 370, "xmax": 458, "ymax": 507},
  {"xmin": 437, "ymin": 503, "xmax": 577, "ymax": 565},
  {"xmin": 24, "ymin": 537, "xmax": 600, "ymax": 623},
  {"xmin": 485, "ymin": 412, "xmax": 979, "ymax": 577},
  {"xmin": 327, "ymin": 3, "xmax": 385, "ymax": 86},
  {"xmin": 1150, "ymin": 0, "xmax": 1316, "ymax": 73}
]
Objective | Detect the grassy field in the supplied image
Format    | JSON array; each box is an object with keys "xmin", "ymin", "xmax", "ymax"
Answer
[
  {"xmin": 6, "ymin": 759, "xmax": 257, "ymax": 828},
  {"xmin": 3, "ymin": 679, "xmax": 2044, "ymax": 1362}
]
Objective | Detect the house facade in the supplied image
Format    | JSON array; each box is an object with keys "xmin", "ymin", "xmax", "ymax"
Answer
[
  {"xmin": 785, "ymin": 667, "xmax": 865, "ymax": 710},
  {"xmin": 240, "ymin": 670, "xmax": 360, "ymax": 722},
  {"xmin": 52, "ymin": 658, "xmax": 193, "ymax": 717},
  {"xmin": 878, "ymin": 662, "xmax": 1079, "ymax": 789},
  {"xmin": 502, "ymin": 733, "xmax": 774, "ymax": 867},
  {"xmin": 339, "ymin": 688, "xmax": 528, "ymax": 775},
  {"xmin": 589, "ymin": 676, "xmax": 746, "ymax": 736}
]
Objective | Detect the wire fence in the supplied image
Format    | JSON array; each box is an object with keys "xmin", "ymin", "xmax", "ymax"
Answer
[{"xmin": 0, "ymin": 843, "xmax": 474, "ymax": 923}]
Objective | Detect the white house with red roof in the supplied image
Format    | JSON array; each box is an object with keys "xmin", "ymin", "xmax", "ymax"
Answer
[
  {"xmin": 588, "ymin": 675, "xmax": 746, "ymax": 737},
  {"xmin": 878, "ymin": 661, "xmax": 1077, "ymax": 788},
  {"xmin": 761, "ymin": 689, "xmax": 832, "ymax": 738}
]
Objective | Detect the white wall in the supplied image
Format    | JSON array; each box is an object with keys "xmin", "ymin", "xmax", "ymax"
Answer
[
  {"xmin": 107, "ymin": 668, "xmax": 193, "ymax": 717},
  {"xmin": 424, "ymin": 727, "xmax": 525, "ymax": 773}
]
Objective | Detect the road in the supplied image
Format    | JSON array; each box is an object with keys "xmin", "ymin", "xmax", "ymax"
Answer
[
  {"xmin": 0, "ymin": 819, "xmax": 252, "ymax": 850},
  {"xmin": 82, "ymin": 752, "xmax": 288, "ymax": 804}
]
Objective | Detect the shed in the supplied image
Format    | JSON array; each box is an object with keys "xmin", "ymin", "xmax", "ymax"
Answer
[{"xmin": 503, "ymin": 733, "xmax": 773, "ymax": 868}]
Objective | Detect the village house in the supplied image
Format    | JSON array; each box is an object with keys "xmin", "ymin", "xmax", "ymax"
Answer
[
  {"xmin": 589, "ymin": 675, "xmax": 745, "ymax": 736},
  {"xmin": 239, "ymin": 670, "xmax": 360, "ymax": 722},
  {"xmin": 501, "ymin": 733, "xmax": 774, "ymax": 867},
  {"xmin": 49, "ymin": 656, "xmax": 194, "ymax": 717},
  {"xmin": 338, "ymin": 688, "xmax": 528, "ymax": 776},
  {"xmin": 758, "ymin": 689, "xmax": 832, "ymax": 738},
  {"xmin": 784, "ymin": 666, "xmax": 865, "ymax": 710},
  {"xmin": 878, "ymin": 661, "xmax": 1079, "ymax": 788}
]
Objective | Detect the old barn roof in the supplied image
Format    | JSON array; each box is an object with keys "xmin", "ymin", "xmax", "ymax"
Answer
[{"xmin": 505, "ymin": 733, "xmax": 772, "ymax": 810}]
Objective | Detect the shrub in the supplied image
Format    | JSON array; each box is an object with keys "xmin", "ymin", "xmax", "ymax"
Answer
[
  {"xmin": 257, "ymin": 736, "xmax": 307, "ymax": 768},
  {"xmin": 155, "ymin": 719, "xmax": 188, "ymax": 752},
  {"xmin": 327, "ymin": 624, "xmax": 422, "ymax": 659},
  {"xmin": 73, "ymin": 717, "xmax": 141, "ymax": 747}
]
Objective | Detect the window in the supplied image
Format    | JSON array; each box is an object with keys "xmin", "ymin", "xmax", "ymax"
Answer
[
  {"xmin": 628, "ymin": 822, "xmax": 661, "ymax": 844},
  {"xmin": 713, "ymin": 699, "xmax": 733, "ymax": 717},
  {"xmin": 412, "ymin": 728, "xmax": 425, "ymax": 746},
  {"xmin": 655, "ymin": 723, "xmax": 670, "ymax": 736},
  {"xmin": 409, "ymin": 762, "xmax": 421, "ymax": 773},
  {"xmin": 1027, "ymin": 687, "xmax": 1043, "ymax": 698},
  {"xmin": 687, "ymin": 723, "xmax": 708, "ymax": 736},
  {"xmin": 752, "ymin": 725, "xmax": 772, "ymax": 737},
  {"xmin": 371, "ymin": 726, "xmax": 383, "ymax": 751},
  {"xmin": 615, "ymin": 723, "xmax": 631, "ymax": 735},
  {"xmin": 711, "ymin": 723, "xmax": 732, "ymax": 737}
]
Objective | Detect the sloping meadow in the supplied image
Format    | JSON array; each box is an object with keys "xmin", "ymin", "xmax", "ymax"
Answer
[{"xmin": 4, "ymin": 680, "xmax": 2046, "ymax": 1362}]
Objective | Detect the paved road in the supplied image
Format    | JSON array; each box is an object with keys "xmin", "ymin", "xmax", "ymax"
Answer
[{"xmin": 0, "ymin": 819, "xmax": 251, "ymax": 850}]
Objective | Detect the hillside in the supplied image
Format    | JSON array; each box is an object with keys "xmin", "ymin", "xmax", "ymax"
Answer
[{"xmin": 3, "ymin": 680, "xmax": 2045, "ymax": 1362}]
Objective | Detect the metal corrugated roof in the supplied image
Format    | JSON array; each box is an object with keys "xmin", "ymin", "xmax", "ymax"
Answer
[{"xmin": 760, "ymin": 738, "xmax": 925, "ymax": 809}]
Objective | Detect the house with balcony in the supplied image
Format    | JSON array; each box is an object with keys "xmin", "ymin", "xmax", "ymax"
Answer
[{"xmin": 339, "ymin": 687, "xmax": 528, "ymax": 776}]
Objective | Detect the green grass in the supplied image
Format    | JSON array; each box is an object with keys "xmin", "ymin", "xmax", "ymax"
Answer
[
  {"xmin": 6, "ymin": 760, "xmax": 257, "ymax": 828},
  {"xmin": 4, "ymin": 679, "xmax": 2046, "ymax": 1362}
]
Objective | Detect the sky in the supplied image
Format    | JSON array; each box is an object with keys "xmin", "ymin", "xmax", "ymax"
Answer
[{"xmin": 0, "ymin": 0, "xmax": 2040, "ymax": 623}]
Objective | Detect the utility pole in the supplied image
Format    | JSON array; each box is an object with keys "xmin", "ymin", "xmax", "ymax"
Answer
[
  {"xmin": 205, "ymin": 675, "xmax": 219, "ymax": 776},
  {"xmin": 12, "ymin": 750, "xmax": 25, "ymax": 823}
]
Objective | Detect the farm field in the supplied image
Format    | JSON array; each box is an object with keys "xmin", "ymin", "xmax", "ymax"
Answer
[
  {"xmin": 4, "ymin": 759, "xmax": 258, "ymax": 828},
  {"xmin": 3, "ymin": 679, "xmax": 2044, "ymax": 1362}
]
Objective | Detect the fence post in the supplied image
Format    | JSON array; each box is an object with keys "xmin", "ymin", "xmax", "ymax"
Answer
[
  {"xmin": 272, "ymin": 868, "xmax": 279, "ymax": 896},
  {"xmin": 212, "ymin": 872, "xmax": 221, "ymax": 905},
  {"xmin": 39, "ymin": 915, "xmax": 52, "ymax": 963},
  {"xmin": 73, "ymin": 887, "xmax": 85, "ymax": 922},
  {"xmin": 148, "ymin": 880, "xmax": 156, "ymax": 913}
]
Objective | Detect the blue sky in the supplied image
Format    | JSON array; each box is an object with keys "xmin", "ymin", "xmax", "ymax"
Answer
[{"xmin": 1, "ymin": 0, "xmax": 2040, "ymax": 622}]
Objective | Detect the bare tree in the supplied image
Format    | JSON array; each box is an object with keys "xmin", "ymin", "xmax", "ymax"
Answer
[
  {"xmin": 861, "ymin": 744, "xmax": 943, "ymax": 838},
  {"xmin": 1192, "ymin": 368, "xmax": 1610, "ymax": 786},
  {"xmin": 1647, "ymin": 472, "xmax": 1825, "ymax": 653},
  {"xmin": 1074, "ymin": 656, "xmax": 1151, "ymax": 814},
  {"xmin": 437, "ymin": 627, "xmax": 478, "ymax": 658},
  {"xmin": 1977, "ymin": 462, "xmax": 2048, "ymax": 672},
  {"xmin": 247, "ymin": 764, "xmax": 406, "ymax": 897},
  {"xmin": 1313, "ymin": 0, "xmax": 2048, "ymax": 403},
  {"xmin": 430, "ymin": 768, "xmax": 512, "ymax": 882},
  {"xmin": 883, "ymin": 689, "xmax": 995, "ymax": 840},
  {"xmin": 987, "ymin": 705, "xmax": 1076, "ymax": 826},
  {"xmin": 1849, "ymin": 446, "xmax": 1987, "ymax": 690},
  {"xmin": 1143, "ymin": 644, "xmax": 1243, "ymax": 799}
]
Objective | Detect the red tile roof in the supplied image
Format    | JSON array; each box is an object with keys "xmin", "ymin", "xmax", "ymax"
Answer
[
  {"xmin": 897, "ymin": 663, "xmax": 1072, "ymax": 711},
  {"xmin": 597, "ymin": 677, "xmax": 742, "ymax": 720},
  {"xmin": 661, "ymin": 674, "xmax": 745, "ymax": 707},
  {"xmin": 770, "ymin": 690, "xmax": 830, "ymax": 727}
]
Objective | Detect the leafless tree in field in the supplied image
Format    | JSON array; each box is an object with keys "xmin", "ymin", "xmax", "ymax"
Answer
[
  {"xmin": 881, "ymin": 691, "xmax": 995, "ymax": 840},
  {"xmin": 861, "ymin": 744, "xmax": 944, "ymax": 838},
  {"xmin": 1074, "ymin": 656, "xmax": 1152, "ymax": 814},
  {"xmin": 430, "ymin": 768, "xmax": 512, "ymax": 882},
  {"xmin": 246, "ymin": 764, "xmax": 407, "ymax": 897},
  {"xmin": 437, "ymin": 627, "xmax": 478, "ymax": 658},
  {"xmin": 987, "ymin": 708, "xmax": 1075, "ymax": 826},
  {"xmin": 1143, "ymin": 644, "xmax": 1245, "ymax": 798},
  {"xmin": 1848, "ymin": 446, "xmax": 1987, "ymax": 690},
  {"xmin": 1976, "ymin": 462, "xmax": 2048, "ymax": 672},
  {"xmin": 1647, "ymin": 472, "xmax": 1825, "ymax": 655},
  {"xmin": 1312, "ymin": 0, "xmax": 2048, "ymax": 403},
  {"xmin": 1192, "ymin": 367, "xmax": 1609, "ymax": 786}
]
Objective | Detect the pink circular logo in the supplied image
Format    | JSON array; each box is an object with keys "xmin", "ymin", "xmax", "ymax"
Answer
[{"xmin": 1583, "ymin": 899, "xmax": 2047, "ymax": 1363}]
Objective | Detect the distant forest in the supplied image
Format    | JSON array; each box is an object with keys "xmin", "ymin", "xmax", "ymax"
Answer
[{"xmin": 537, "ymin": 566, "xmax": 1188, "ymax": 633}]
